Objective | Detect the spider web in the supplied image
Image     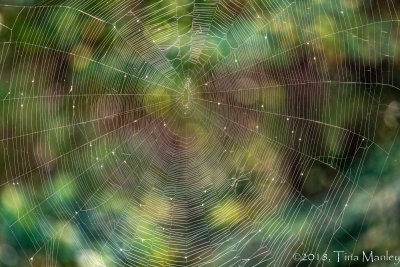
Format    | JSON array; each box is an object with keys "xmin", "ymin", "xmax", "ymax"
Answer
[{"xmin": 0, "ymin": 0, "xmax": 399, "ymax": 266}]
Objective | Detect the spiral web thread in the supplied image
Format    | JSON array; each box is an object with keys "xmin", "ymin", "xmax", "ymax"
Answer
[{"xmin": 0, "ymin": 0, "xmax": 399, "ymax": 266}]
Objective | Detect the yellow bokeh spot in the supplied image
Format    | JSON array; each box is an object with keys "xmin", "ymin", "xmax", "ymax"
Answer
[
  {"xmin": 141, "ymin": 193, "xmax": 171, "ymax": 221},
  {"xmin": 143, "ymin": 88, "xmax": 171, "ymax": 116},
  {"xmin": 144, "ymin": 20, "xmax": 177, "ymax": 46},
  {"xmin": 212, "ymin": 199, "xmax": 243, "ymax": 225},
  {"xmin": 1, "ymin": 185, "xmax": 23, "ymax": 214},
  {"xmin": 69, "ymin": 44, "xmax": 92, "ymax": 71},
  {"xmin": 55, "ymin": 221, "xmax": 78, "ymax": 246},
  {"xmin": 78, "ymin": 250, "xmax": 106, "ymax": 267}
]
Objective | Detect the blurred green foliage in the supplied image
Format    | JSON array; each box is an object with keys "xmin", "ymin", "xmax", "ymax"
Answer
[{"xmin": 0, "ymin": 0, "xmax": 399, "ymax": 266}]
